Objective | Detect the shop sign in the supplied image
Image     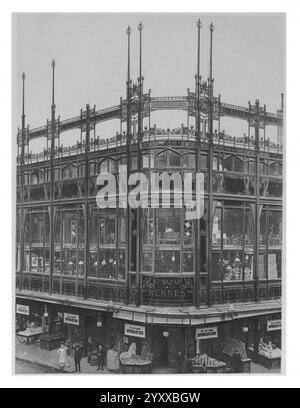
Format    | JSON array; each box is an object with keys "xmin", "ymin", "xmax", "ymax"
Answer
[
  {"xmin": 63, "ymin": 313, "xmax": 79, "ymax": 326},
  {"xmin": 16, "ymin": 304, "xmax": 29, "ymax": 315},
  {"xmin": 124, "ymin": 323, "xmax": 146, "ymax": 339},
  {"xmin": 195, "ymin": 326, "xmax": 218, "ymax": 340},
  {"xmin": 142, "ymin": 277, "xmax": 194, "ymax": 305},
  {"xmin": 267, "ymin": 319, "xmax": 281, "ymax": 332}
]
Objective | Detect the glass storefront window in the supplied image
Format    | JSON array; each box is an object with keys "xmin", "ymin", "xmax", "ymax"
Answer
[
  {"xmin": 260, "ymin": 207, "xmax": 267, "ymax": 245},
  {"xmin": 223, "ymin": 207, "xmax": 243, "ymax": 246},
  {"xmin": 99, "ymin": 210, "xmax": 116, "ymax": 244},
  {"xmin": 268, "ymin": 250, "xmax": 281, "ymax": 279},
  {"xmin": 118, "ymin": 209, "xmax": 126, "ymax": 245},
  {"xmin": 222, "ymin": 250, "xmax": 243, "ymax": 281},
  {"xmin": 212, "ymin": 207, "xmax": 221, "ymax": 246},
  {"xmin": 154, "ymin": 249, "xmax": 180, "ymax": 273},
  {"xmin": 155, "ymin": 208, "xmax": 181, "ymax": 245},
  {"xmin": 245, "ymin": 208, "xmax": 254, "ymax": 246},
  {"xmin": 89, "ymin": 210, "xmax": 98, "ymax": 245},
  {"xmin": 62, "ymin": 212, "xmax": 77, "ymax": 245},
  {"xmin": 258, "ymin": 251, "xmax": 267, "ymax": 280},
  {"xmin": 269, "ymin": 210, "xmax": 282, "ymax": 246},
  {"xmin": 30, "ymin": 248, "xmax": 43, "ymax": 273},
  {"xmin": 183, "ymin": 219, "xmax": 194, "ymax": 246},
  {"xmin": 99, "ymin": 249, "xmax": 117, "ymax": 279},
  {"xmin": 31, "ymin": 213, "xmax": 44, "ymax": 244},
  {"xmin": 223, "ymin": 174, "xmax": 246, "ymax": 195},
  {"xmin": 182, "ymin": 252, "xmax": 193, "ymax": 272},
  {"xmin": 142, "ymin": 251, "xmax": 153, "ymax": 272},
  {"xmin": 118, "ymin": 251, "xmax": 126, "ymax": 280},
  {"xmin": 212, "ymin": 251, "xmax": 222, "ymax": 281},
  {"xmin": 89, "ymin": 251, "xmax": 98, "ymax": 277},
  {"xmin": 142, "ymin": 208, "xmax": 154, "ymax": 245},
  {"xmin": 267, "ymin": 179, "xmax": 282, "ymax": 197}
]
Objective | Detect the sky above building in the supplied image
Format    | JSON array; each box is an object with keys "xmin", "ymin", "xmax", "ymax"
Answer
[{"xmin": 13, "ymin": 13, "xmax": 285, "ymax": 152}]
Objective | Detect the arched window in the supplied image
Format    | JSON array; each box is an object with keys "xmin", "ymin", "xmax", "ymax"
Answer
[
  {"xmin": 100, "ymin": 158, "xmax": 117, "ymax": 173},
  {"xmin": 224, "ymin": 155, "xmax": 243, "ymax": 172},
  {"xmin": 156, "ymin": 150, "xmax": 168, "ymax": 167},
  {"xmin": 156, "ymin": 149, "xmax": 181, "ymax": 168},
  {"xmin": 30, "ymin": 170, "xmax": 39, "ymax": 184},
  {"xmin": 270, "ymin": 161, "xmax": 283, "ymax": 176},
  {"xmin": 63, "ymin": 164, "xmax": 77, "ymax": 179}
]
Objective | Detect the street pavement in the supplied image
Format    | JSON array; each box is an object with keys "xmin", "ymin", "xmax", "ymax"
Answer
[{"xmin": 15, "ymin": 341, "xmax": 280, "ymax": 375}]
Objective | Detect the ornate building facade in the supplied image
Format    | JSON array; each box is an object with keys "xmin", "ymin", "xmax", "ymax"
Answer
[{"xmin": 15, "ymin": 21, "xmax": 283, "ymax": 370}]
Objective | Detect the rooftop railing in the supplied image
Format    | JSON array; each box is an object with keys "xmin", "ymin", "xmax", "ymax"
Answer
[{"xmin": 17, "ymin": 127, "xmax": 283, "ymax": 165}]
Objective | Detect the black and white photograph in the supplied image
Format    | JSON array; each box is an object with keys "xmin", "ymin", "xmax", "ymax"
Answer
[{"xmin": 12, "ymin": 12, "xmax": 285, "ymax": 377}]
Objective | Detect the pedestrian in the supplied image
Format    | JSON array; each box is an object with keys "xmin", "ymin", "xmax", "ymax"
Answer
[
  {"xmin": 176, "ymin": 351, "xmax": 184, "ymax": 373},
  {"xmin": 96, "ymin": 344, "xmax": 105, "ymax": 371},
  {"xmin": 232, "ymin": 349, "xmax": 242, "ymax": 373},
  {"xmin": 87, "ymin": 337, "xmax": 93, "ymax": 364},
  {"xmin": 57, "ymin": 343, "xmax": 69, "ymax": 370},
  {"xmin": 74, "ymin": 345, "xmax": 82, "ymax": 373}
]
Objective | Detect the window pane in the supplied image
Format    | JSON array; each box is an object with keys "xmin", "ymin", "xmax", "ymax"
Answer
[
  {"xmin": 269, "ymin": 210, "xmax": 282, "ymax": 246},
  {"xmin": 118, "ymin": 209, "xmax": 126, "ymax": 245},
  {"xmin": 99, "ymin": 210, "xmax": 116, "ymax": 244},
  {"xmin": 142, "ymin": 251, "xmax": 153, "ymax": 272},
  {"xmin": 99, "ymin": 249, "xmax": 117, "ymax": 279},
  {"xmin": 142, "ymin": 208, "xmax": 154, "ymax": 244},
  {"xmin": 156, "ymin": 150, "xmax": 168, "ymax": 167},
  {"xmin": 31, "ymin": 213, "xmax": 44, "ymax": 244},
  {"xmin": 156, "ymin": 208, "xmax": 181, "ymax": 245},
  {"xmin": 169, "ymin": 150, "xmax": 181, "ymax": 167},
  {"xmin": 154, "ymin": 250, "xmax": 180, "ymax": 273},
  {"xmin": 223, "ymin": 207, "xmax": 243, "ymax": 246},
  {"xmin": 182, "ymin": 252, "xmax": 193, "ymax": 272},
  {"xmin": 212, "ymin": 252, "xmax": 222, "ymax": 281},
  {"xmin": 200, "ymin": 154, "xmax": 208, "ymax": 169},
  {"xmin": 268, "ymin": 250, "xmax": 281, "ymax": 279},
  {"xmin": 223, "ymin": 250, "xmax": 243, "ymax": 281}
]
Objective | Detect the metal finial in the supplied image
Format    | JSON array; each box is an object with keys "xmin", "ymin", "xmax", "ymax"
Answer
[
  {"xmin": 126, "ymin": 25, "xmax": 132, "ymax": 35},
  {"xmin": 209, "ymin": 22, "xmax": 214, "ymax": 32},
  {"xmin": 22, "ymin": 72, "xmax": 25, "ymax": 80},
  {"xmin": 51, "ymin": 59, "xmax": 56, "ymax": 68},
  {"xmin": 138, "ymin": 21, "xmax": 143, "ymax": 31},
  {"xmin": 197, "ymin": 19, "xmax": 202, "ymax": 29}
]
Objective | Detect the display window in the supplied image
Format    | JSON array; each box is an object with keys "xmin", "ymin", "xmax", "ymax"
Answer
[{"xmin": 155, "ymin": 208, "xmax": 181, "ymax": 245}]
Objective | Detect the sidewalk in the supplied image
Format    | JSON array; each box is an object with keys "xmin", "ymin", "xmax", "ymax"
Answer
[
  {"xmin": 16, "ymin": 341, "xmax": 113, "ymax": 374},
  {"xmin": 16, "ymin": 341, "xmax": 280, "ymax": 375}
]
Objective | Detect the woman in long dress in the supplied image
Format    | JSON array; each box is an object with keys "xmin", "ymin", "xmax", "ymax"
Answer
[{"xmin": 57, "ymin": 343, "xmax": 69, "ymax": 369}]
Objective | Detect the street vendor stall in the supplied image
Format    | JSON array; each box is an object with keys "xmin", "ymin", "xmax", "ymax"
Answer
[
  {"xmin": 190, "ymin": 354, "xmax": 226, "ymax": 374},
  {"xmin": 250, "ymin": 340, "xmax": 281, "ymax": 370},
  {"xmin": 119, "ymin": 342, "xmax": 153, "ymax": 374},
  {"xmin": 16, "ymin": 326, "xmax": 44, "ymax": 345}
]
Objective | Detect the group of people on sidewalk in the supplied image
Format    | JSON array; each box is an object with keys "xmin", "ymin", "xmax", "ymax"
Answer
[{"xmin": 57, "ymin": 338, "xmax": 120, "ymax": 374}]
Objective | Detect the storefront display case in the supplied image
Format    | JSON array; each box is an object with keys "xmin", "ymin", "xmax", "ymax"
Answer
[
  {"xmin": 16, "ymin": 326, "xmax": 44, "ymax": 345},
  {"xmin": 190, "ymin": 354, "xmax": 226, "ymax": 374},
  {"xmin": 119, "ymin": 341, "xmax": 153, "ymax": 374},
  {"xmin": 249, "ymin": 340, "xmax": 281, "ymax": 370}
]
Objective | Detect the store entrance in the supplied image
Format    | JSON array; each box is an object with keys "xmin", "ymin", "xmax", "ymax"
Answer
[{"xmin": 152, "ymin": 327, "xmax": 169, "ymax": 366}]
